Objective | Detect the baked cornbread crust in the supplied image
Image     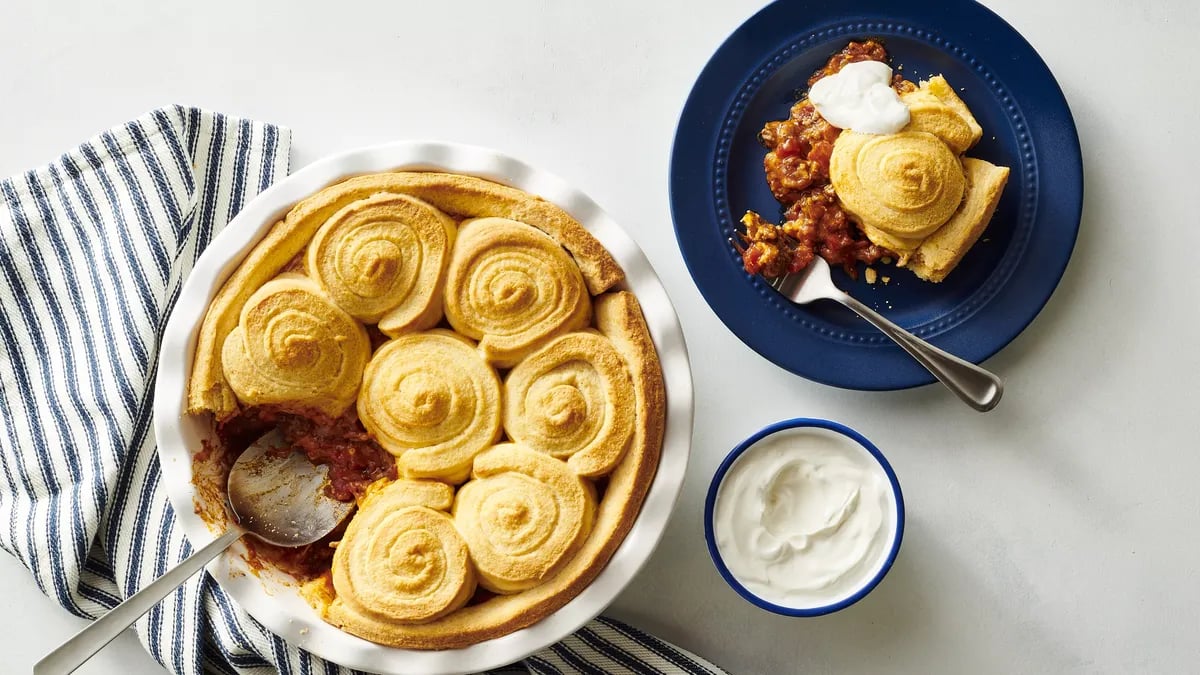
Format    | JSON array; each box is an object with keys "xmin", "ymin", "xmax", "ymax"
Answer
[
  {"xmin": 830, "ymin": 130, "xmax": 967, "ymax": 242},
  {"xmin": 900, "ymin": 77, "xmax": 982, "ymax": 155},
  {"xmin": 331, "ymin": 480, "xmax": 475, "ymax": 624},
  {"xmin": 907, "ymin": 157, "xmax": 1010, "ymax": 282},
  {"xmin": 316, "ymin": 291, "xmax": 663, "ymax": 649},
  {"xmin": 443, "ymin": 218, "xmax": 592, "ymax": 368},
  {"xmin": 187, "ymin": 172, "xmax": 624, "ymax": 419},
  {"xmin": 451, "ymin": 444, "xmax": 598, "ymax": 594},
  {"xmin": 503, "ymin": 331, "xmax": 637, "ymax": 477},
  {"xmin": 220, "ymin": 274, "xmax": 370, "ymax": 416},
  {"xmin": 304, "ymin": 192, "xmax": 456, "ymax": 330},
  {"xmin": 187, "ymin": 172, "xmax": 664, "ymax": 650},
  {"xmin": 356, "ymin": 330, "xmax": 503, "ymax": 484}
]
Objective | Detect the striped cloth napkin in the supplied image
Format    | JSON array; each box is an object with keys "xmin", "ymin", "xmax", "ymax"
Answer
[{"xmin": 0, "ymin": 106, "xmax": 727, "ymax": 675}]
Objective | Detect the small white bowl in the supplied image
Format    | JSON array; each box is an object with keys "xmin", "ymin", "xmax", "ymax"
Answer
[
  {"xmin": 153, "ymin": 142, "xmax": 694, "ymax": 675},
  {"xmin": 704, "ymin": 418, "xmax": 903, "ymax": 616}
]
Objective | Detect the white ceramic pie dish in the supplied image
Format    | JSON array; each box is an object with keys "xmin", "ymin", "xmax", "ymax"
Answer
[{"xmin": 152, "ymin": 141, "xmax": 694, "ymax": 675}]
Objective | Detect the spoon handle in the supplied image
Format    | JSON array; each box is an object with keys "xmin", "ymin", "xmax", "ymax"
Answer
[
  {"xmin": 837, "ymin": 293, "xmax": 1004, "ymax": 411},
  {"xmin": 34, "ymin": 529, "xmax": 242, "ymax": 675}
]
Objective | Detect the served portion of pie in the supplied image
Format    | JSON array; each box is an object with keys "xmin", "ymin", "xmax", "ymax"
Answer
[
  {"xmin": 736, "ymin": 40, "xmax": 1009, "ymax": 284},
  {"xmin": 187, "ymin": 172, "xmax": 664, "ymax": 649}
]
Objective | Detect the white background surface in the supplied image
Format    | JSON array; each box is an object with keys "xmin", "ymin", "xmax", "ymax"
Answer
[{"xmin": 1, "ymin": 0, "xmax": 1197, "ymax": 673}]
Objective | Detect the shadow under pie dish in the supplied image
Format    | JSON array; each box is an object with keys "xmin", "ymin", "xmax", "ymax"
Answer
[{"xmin": 153, "ymin": 143, "xmax": 691, "ymax": 674}]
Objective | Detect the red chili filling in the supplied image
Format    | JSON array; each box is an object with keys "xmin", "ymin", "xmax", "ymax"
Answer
[
  {"xmin": 216, "ymin": 405, "xmax": 396, "ymax": 502},
  {"xmin": 207, "ymin": 405, "xmax": 397, "ymax": 579}
]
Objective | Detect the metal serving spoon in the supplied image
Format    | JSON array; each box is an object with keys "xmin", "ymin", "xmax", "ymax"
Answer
[
  {"xmin": 773, "ymin": 256, "xmax": 1003, "ymax": 411},
  {"xmin": 35, "ymin": 430, "xmax": 354, "ymax": 675}
]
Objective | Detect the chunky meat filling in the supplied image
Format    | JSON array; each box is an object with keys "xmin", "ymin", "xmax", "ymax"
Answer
[{"xmin": 208, "ymin": 405, "xmax": 397, "ymax": 579}]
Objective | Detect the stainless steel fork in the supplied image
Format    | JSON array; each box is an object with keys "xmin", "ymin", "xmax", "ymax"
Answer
[{"xmin": 770, "ymin": 256, "xmax": 1003, "ymax": 411}]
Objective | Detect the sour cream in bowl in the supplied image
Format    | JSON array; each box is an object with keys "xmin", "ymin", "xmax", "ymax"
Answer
[{"xmin": 704, "ymin": 418, "xmax": 903, "ymax": 616}]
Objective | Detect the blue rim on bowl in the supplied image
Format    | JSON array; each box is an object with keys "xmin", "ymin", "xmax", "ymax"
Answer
[{"xmin": 703, "ymin": 418, "xmax": 905, "ymax": 616}]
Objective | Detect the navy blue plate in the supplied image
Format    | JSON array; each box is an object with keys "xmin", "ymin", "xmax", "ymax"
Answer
[
  {"xmin": 704, "ymin": 418, "xmax": 904, "ymax": 615},
  {"xmin": 670, "ymin": 0, "xmax": 1083, "ymax": 390}
]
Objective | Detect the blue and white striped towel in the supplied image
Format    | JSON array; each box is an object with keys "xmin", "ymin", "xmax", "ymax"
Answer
[{"xmin": 0, "ymin": 106, "xmax": 728, "ymax": 675}]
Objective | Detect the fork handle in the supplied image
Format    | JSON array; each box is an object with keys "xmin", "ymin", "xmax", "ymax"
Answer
[{"xmin": 838, "ymin": 294, "xmax": 1003, "ymax": 411}]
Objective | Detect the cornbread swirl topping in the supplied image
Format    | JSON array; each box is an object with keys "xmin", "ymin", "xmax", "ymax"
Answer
[
  {"xmin": 305, "ymin": 192, "xmax": 455, "ymax": 333},
  {"xmin": 187, "ymin": 171, "xmax": 665, "ymax": 650},
  {"xmin": 503, "ymin": 332, "xmax": 636, "ymax": 477},
  {"xmin": 330, "ymin": 479, "xmax": 474, "ymax": 625},
  {"xmin": 186, "ymin": 172, "xmax": 623, "ymax": 420},
  {"xmin": 830, "ymin": 130, "xmax": 967, "ymax": 240},
  {"xmin": 357, "ymin": 330, "xmax": 502, "ymax": 484},
  {"xmin": 221, "ymin": 274, "xmax": 370, "ymax": 417},
  {"xmin": 452, "ymin": 443, "xmax": 597, "ymax": 593},
  {"xmin": 444, "ymin": 217, "xmax": 592, "ymax": 368},
  {"xmin": 901, "ymin": 89, "xmax": 978, "ymax": 154}
]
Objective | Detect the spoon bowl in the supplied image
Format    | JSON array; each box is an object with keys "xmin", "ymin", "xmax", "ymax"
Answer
[{"xmin": 228, "ymin": 429, "xmax": 354, "ymax": 547}]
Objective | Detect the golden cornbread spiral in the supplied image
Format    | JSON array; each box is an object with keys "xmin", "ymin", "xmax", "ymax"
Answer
[
  {"xmin": 443, "ymin": 218, "xmax": 591, "ymax": 368},
  {"xmin": 220, "ymin": 274, "xmax": 370, "ymax": 416},
  {"xmin": 503, "ymin": 332, "xmax": 635, "ymax": 478},
  {"xmin": 830, "ymin": 130, "xmax": 966, "ymax": 240},
  {"xmin": 330, "ymin": 479, "xmax": 475, "ymax": 625},
  {"xmin": 452, "ymin": 443, "xmax": 596, "ymax": 594},
  {"xmin": 190, "ymin": 172, "xmax": 667, "ymax": 652},
  {"xmin": 305, "ymin": 192, "xmax": 455, "ymax": 335},
  {"xmin": 357, "ymin": 330, "xmax": 502, "ymax": 484},
  {"xmin": 900, "ymin": 91, "xmax": 978, "ymax": 155}
]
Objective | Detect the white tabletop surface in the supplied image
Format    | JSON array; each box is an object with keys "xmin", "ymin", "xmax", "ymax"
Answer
[{"xmin": 3, "ymin": 0, "xmax": 1199, "ymax": 673}]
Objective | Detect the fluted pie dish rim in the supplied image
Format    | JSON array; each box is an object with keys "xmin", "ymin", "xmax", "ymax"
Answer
[{"xmin": 153, "ymin": 142, "xmax": 693, "ymax": 675}]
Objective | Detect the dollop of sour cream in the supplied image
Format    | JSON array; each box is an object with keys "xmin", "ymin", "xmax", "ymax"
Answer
[
  {"xmin": 808, "ymin": 60, "xmax": 910, "ymax": 135},
  {"xmin": 713, "ymin": 427, "xmax": 893, "ymax": 608}
]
